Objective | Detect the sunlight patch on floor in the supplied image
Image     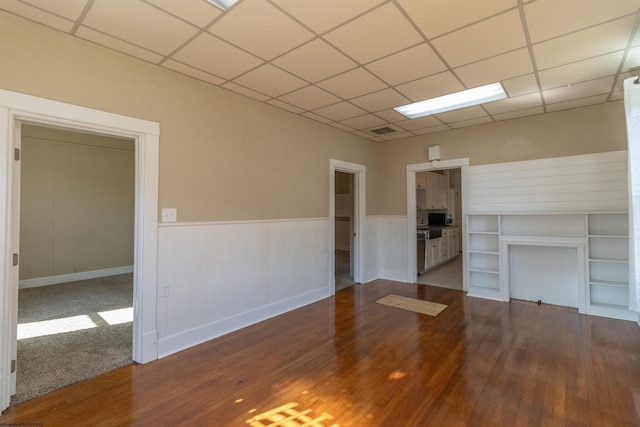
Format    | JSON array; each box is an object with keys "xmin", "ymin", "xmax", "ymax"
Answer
[
  {"xmin": 98, "ymin": 307, "xmax": 133, "ymax": 325},
  {"xmin": 18, "ymin": 315, "xmax": 97, "ymax": 339},
  {"xmin": 246, "ymin": 402, "xmax": 338, "ymax": 427}
]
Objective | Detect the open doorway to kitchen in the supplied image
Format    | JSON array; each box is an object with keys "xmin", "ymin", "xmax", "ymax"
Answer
[
  {"xmin": 406, "ymin": 159, "xmax": 469, "ymax": 290},
  {"xmin": 334, "ymin": 171, "xmax": 355, "ymax": 291}
]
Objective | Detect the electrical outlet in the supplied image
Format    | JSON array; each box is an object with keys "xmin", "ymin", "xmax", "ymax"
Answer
[{"xmin": 161, "ymin": 208, "xmax": 177, "ymax": 223}]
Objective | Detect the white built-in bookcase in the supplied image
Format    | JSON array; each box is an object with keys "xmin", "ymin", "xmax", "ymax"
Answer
[{"xmin": 465, "ymin": 213, "xmax": 633, "ymax": 321}]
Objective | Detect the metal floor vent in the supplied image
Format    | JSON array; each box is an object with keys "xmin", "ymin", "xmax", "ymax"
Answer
[{"xmin": 369, "ymin": 126, "xmax": 397, "ymax": 135}]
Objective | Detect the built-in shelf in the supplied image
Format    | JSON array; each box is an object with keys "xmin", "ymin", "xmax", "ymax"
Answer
[{"xmin": 465, "ymin": 212, "xmax": 633, "ymax": 321}]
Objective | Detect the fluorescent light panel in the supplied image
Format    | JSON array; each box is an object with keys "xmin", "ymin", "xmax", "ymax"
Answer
[
  {"xmin": 394, "ymin": 82, "xmax": 507, "ymax": 119},
  {"xmin": 206, "ymin": 0, "xmax": 238, "ymax": 11}
]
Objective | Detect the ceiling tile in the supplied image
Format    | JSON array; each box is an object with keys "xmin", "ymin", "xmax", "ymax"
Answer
[
  {"xmin": 546, "ymin": 94, "xmax": 609, "ymax": 112},
  {"xmin": 172, "ymin": 32, "xmax": 263, "ymax": 80},
  {"xmin": 610, "ymin": 91, "xmax": 624, "ymax": 101},
  {"xmin": 538, "ymin": 52, "xmax": 623, "ymax": 89},
  {"xmin": 395, "ymin": 71, "xmax": 464, "ymax": 102},
  {"xmin": 434, "ymin": 106, "xmax": 488, "ymax": 123},
  {"xmin": 397, "ymin": 0, "xmax": 517, "ymax": 39},
  {"xmin": 208, "ymin": 0, "xmax": 313, "ymax": 60},
  {"xmin": 542, "ymin": 76, "xmax": 615, "ymax": 104},
  {"xmin": 0, "ymin": 0, "xmax": 75, "ymax": 32},
  {"xmin": 375, "ymin": 109, "xmax": 407, "ymax": 123},
  {"xmin": 221, "ymin": 82, "xmax": 271, "ymax": 102},
  {"xmin": 448, "ymin": 116, "xmax": 494, "ymax": 129},
  {"xmin": 271, "ymin": 0, "xmax": 385, "ymax": 34},
  {"xmin": 82, "ymin": 0, "xmax": 198, "ymax": 55},
  {"xmin": 623, "ymin": 46, "xmax": 640, "ymax": 72},
  {"xmin": 16, "ymin": 0, "xmax": 87, "ymax": 20},
  {"xmin": 376, "ymin": 130, "xmax": 414, "ymax": 141},
  {"xmin": 615, "ymin": 72, "xmax": 635, "ymax": 91},
  {"xmin": 76, "ymin": 26, "xmax": 165, "ymax": 63},
  {"xmin": 396, "ymin": 116, "xmax": 444, "ymax": 131},
  {"xmin": 232, "ymin": 64, "xmax": 308, "ymax": 97},
  {"xmin": 272, "ymin": 39, "xmax": 356, "ymax": 83},
  {"xmin": 302, "ymin": 112, "xmax": 333, "ymax": 124},
  {"xmin": 431, "ymin": 10, "xmax": 526, "ymax": 68},
  {"xmin": 502, "ymin": 73, "xmax": 540, "ymax": 97},
  {"xmin": 145, "ymin": 0, "xmax": 222, "ymax": 28},
  {"xmin": 365, "ymin": 44, "xmax": 447, "ymax": 86},
  {"xmin": 533, "ymin": 16, "xmax": 636, "ymax": 70},
  {"xmin": 493, "ymin": 106, "xmax": 544, "ymax": 121},
  {"xmin": 350, "ymin": 89, "xmax": 411, "ymax": 112},
  {"xmin": 278, "ymin": 85, "xmax": 340, "ymax": 110},
  {"xmin": 483, "ymin": 92, "xmax": 542, "ymax": 115},
  {"xmin": 323, "ymin": 3, "xmax": 423, "ymax": 64},
  {"xmin": 339, "ymin": 114, "xmax": 387, "ymax": 130},
  {"xmin": 266, "ymin": 99, "xmax": 305, "ymax": 114},
  {"xmin": 455, "ymin": 48, "xmax": 533, "ymax": 88},
  {"xmin": 524, "ymin": 0, "xmax": 640, "ymax": 43},
  {"xmin": 317, "ymin": 68, "xmax": 387, "ymax": 99},
  {"xmin": 312, "ymin": 102, "xmax": 367, "ymax": 121},
  {"xmin": 162, "ymin": 59, "xmax": 226, "ymax": 86},
  {"xmin": 413, "ymin": 125, "xmax": 450, "ymax": 135}
]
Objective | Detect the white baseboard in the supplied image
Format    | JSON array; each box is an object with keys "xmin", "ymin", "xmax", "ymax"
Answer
[
  {"xmin": 157, "ymin": 286, "xmax": 331, "ymax": 358},
  {"xmin": 379, "ymin": 269, "xmax": 409, "ymax": 283},
  {"xmin": 18, "ymin": 265, "xmax": 134, "ymax": 289}
]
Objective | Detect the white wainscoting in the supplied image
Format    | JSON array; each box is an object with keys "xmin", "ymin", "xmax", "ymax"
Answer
[
  {"xmin": 363, "ymin": 216, "xmax": 380, "ymax": 283},
  {"xmin": 376, "ymin": 216, "xmax": 409, "ymax": 283},
  {"xmin": 156, "ymin": 218, "xmax": 331, "ymax": 358},
  {"xmin": 468, "ymin": 150, "xmax": 628, "ymax": 213}
]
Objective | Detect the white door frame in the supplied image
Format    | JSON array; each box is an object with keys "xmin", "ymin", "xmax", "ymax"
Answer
[
  {"xmin": 329, "ymin": 159, "xmax": 365, "ymax": 293},
  {"xmin": 406, "ymin": 158, "xmax": 469, "ymax": 285},
  {"xmin": 0, "ymin": 89, "xmax": 160, "ymax": 412}
]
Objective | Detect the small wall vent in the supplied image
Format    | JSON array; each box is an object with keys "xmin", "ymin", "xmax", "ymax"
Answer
[{"xmin": 369, "ymin": 127, "xmax": 397, "ymax": 135}]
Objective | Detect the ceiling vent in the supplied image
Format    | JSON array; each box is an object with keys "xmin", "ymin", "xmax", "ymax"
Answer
[{"xmin": 369, "ymin": 126, "xmax": 397, "ymax": 135}]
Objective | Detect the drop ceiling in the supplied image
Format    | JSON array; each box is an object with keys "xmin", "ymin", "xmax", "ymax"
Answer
[{"xmin": 2, "ymin": 0, "xmax": 640, "ymax": 141}]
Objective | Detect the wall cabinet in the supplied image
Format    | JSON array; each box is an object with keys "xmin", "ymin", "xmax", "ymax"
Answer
[{"xmin": 425, "ymin": 171, "xmax": 448, "ymax": 209}]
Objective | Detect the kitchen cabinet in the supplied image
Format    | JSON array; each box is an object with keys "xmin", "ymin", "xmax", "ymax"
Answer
[
  {"xmin": 425, "ymin": 171, "xmax": 448, "ymax": 209},
  {"xmin": 416, "ymin": 172, "xmax": 426, "ymax": 190},
  {"xmin": 426, "ymin": 238, "xmax": 441, "ymax": 269},
  {"xmin": 423, "ymin": 227, "xmax": 459, "ymax": 272}
]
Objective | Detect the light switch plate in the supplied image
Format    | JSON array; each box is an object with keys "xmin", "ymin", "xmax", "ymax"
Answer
[{"xmin": 162, "ymin": 208, "xmax": 177, "ymax": 223}]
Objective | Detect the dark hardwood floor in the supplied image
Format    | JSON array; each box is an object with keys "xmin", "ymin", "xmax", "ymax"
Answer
[{"xmin": 2, "ymin": 279, "xmax": 639, "ymax": 426}]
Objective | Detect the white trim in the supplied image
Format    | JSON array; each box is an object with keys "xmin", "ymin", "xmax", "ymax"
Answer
[
  {"xmin": 500, "ymin": 236, "xmax": 586, "ymax": 313},
  {"xmin": 158, "ymin": 287, "xmax": 330, "ymax": 358},
  {"xmin": 0, "ymin": 89, "xmax": 159, "ymax": 411},
  {"xmin": 406, "ymin": 158, "xmax": 469, "ymax": 284},
  {"xmin": 158, "ymin": 217, "xmax": 329, "ymax": 227},
  {"xmin": 18, "ymin": 265, "xmax": 134, "ymax": 289},
  {"xmin": 330, "ymin": 159, "xmax": 366, "ymax": 293}
]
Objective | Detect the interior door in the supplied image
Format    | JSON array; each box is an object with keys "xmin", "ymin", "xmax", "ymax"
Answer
[{"xmin": 9, "ymin": 123, "xmax": 21, "ymax": 398}]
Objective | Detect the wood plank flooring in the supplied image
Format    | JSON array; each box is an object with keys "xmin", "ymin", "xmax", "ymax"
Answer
[{"xmin": 2, "ymin": 279, "xmax": 639, "ymax": 426}]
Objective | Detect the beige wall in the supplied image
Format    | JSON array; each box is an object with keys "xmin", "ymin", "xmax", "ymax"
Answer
[
  {"xmin": 375, "ymin": 102, "xmax": 628, "ymax": 215},
  {"xmin": 0, "ymin": 12, "xmax": 379, "ymax": 222},
  {"xmin": 20, "ymin": 125, "xmax": 134, "ymax": 280},
  {"xmin": 0, "ymin": 12, "xmax": 628, "ymax": 222}
]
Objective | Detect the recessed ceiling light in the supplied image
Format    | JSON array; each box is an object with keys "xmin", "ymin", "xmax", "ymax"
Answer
[
  {"xmin": 206, "ymin": 0, "xmax": 238, "ymax": 11},
  {"xmin": 394, "ymin": 82, "xmax": 507, "ymax": 119}
]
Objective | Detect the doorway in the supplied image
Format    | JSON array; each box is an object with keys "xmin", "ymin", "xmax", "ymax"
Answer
[
  {"xmin": 334, "ymin": 171, "xmax": 355, "ymax": 290},
  {"xmin": 0, "ymin": 89, "xmax": 160, "ymax": 412},
  {"xmin": 12, "ymin": 124, "xmax": 135, "ymax": 403},
  {"xmin": 406, "ymin": 158, "xmax": 469, "ymax": 288},
  {"xmin": 329, "ymin": 159, "xmax": 366, "ymax": 294}
]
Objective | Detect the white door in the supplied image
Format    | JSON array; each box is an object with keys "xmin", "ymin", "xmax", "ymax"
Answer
[{"xmin": 8, "ymin": 125, "xmax": 21, "ymax": 398}]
